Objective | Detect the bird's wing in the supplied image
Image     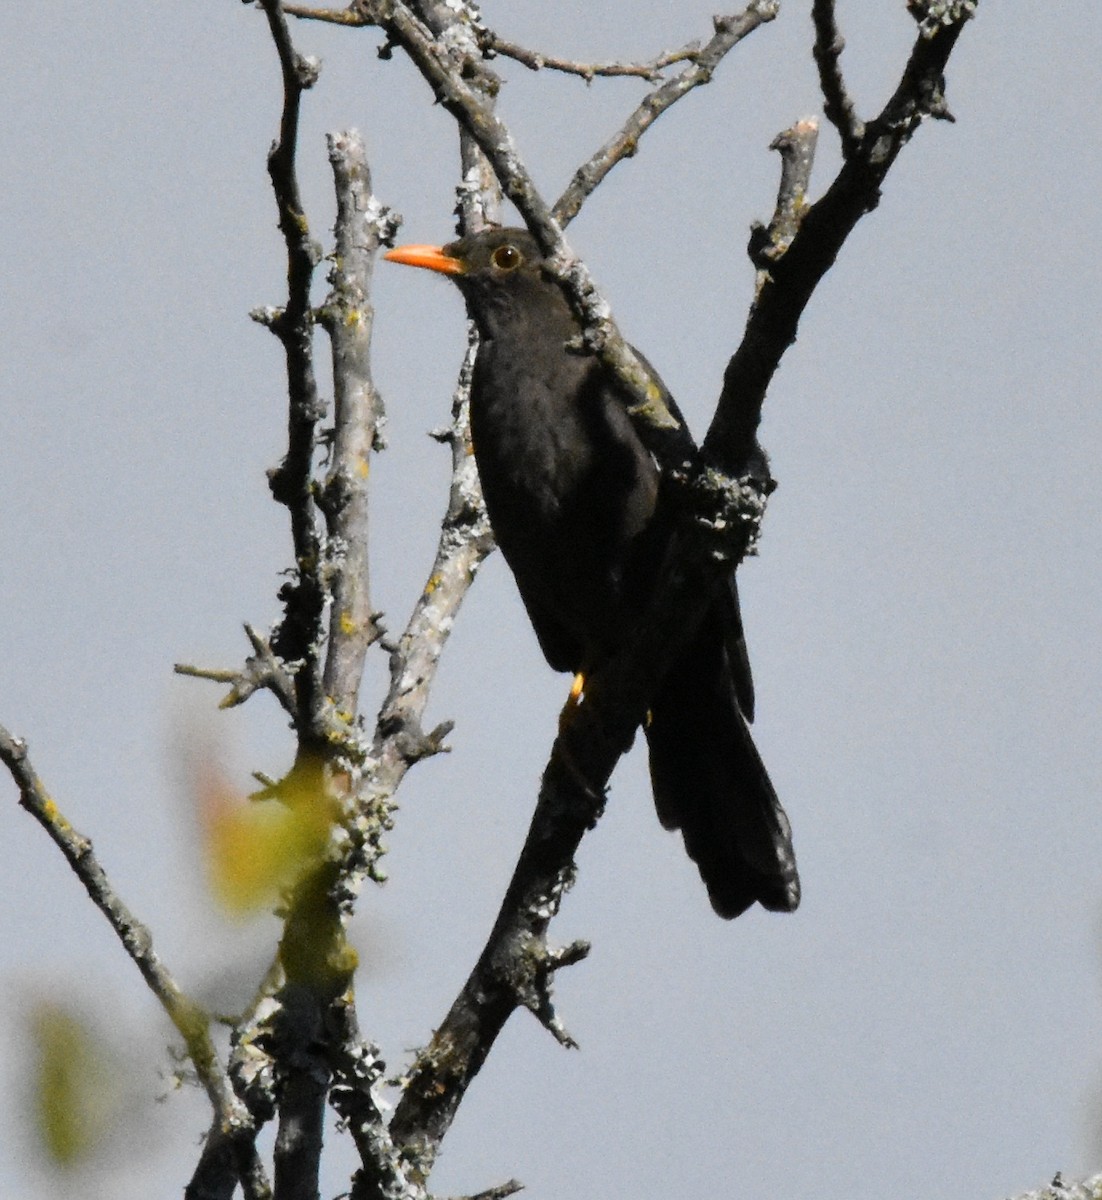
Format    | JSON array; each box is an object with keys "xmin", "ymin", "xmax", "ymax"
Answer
[
  {"xmin": 720, "ymin": 576, "xmax": 756, "ymax": 724},
  {"xmin": 512, "ymin": 582, "xmax": 585, "ymax": 675},
  {"xmin": 617, "ymin": 346, "xmax": 758, "ymax": 723}
]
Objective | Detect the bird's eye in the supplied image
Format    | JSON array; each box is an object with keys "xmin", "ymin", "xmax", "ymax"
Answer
[{"xmin": 491, "ymin": 244, "xmax": 523, "ymax": 271}]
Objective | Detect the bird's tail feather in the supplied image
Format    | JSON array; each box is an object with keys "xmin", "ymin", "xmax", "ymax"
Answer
[{"xmin": 645, "ymin": 608, "xmax": 800, "ymax": 919}]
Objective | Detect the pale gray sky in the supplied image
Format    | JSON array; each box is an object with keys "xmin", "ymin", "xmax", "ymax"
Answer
[{"xmin": 1, "ymin": 3, "xmax": 1100, "ymax": 1198}]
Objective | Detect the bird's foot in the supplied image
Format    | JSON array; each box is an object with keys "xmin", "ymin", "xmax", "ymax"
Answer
[{"xmin": 557, "ymin": 672, "xmax": 586, "ymax": 735}]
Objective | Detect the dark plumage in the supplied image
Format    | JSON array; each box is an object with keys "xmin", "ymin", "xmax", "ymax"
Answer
[{"xmin": 385, "ymin": 228, "xmax": 799, "ymax": 918}]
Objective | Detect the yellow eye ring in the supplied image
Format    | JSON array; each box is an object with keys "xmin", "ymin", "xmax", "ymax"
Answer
[{"xmin": 491, "ymin": 244, "xmax": 522, "ymax": 271}]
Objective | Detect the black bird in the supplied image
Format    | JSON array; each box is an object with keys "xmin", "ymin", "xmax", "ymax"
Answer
[{"xmin": 385, "ymin": 228, "xmax": 799, "ymax": 918}]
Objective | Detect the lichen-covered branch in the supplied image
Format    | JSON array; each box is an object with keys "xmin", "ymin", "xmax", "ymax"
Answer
[
  {"xmin": 1011, "ymin": 1173, "xmax": 1102, "ymax": 1200},
  {"xmin": 318, "ymin": 130, "xmax": 397, "ymax": 713},
  {"xmin": 368, "ymin": 337, "xmax": 494, "ymax": 785},
  {"xmin": 175, "ymin": 623, "xmax": 300, "ymax": 719},
  {"xmin": 327, "ymin": 993, "xmax": 421, "ymax": 1200}
]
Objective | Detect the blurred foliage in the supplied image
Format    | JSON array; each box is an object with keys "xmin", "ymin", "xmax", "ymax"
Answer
[
  {"xmin": 30, "ymin": 1002, "xmax": 116, "ymax": 1167},
  {"xmin": 198, "ymin": 757, "xmax": 335, "ymax": 916}
]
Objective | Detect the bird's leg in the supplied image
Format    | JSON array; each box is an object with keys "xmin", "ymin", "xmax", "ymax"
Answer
[{"xmin": 558, "ymin": 671, "xmax": 586, "ymax": 735}]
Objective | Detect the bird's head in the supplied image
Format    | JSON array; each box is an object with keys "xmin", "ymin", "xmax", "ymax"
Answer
[{"xmin": 385, "ymin": 227, "xmax": 575, "ymax": 341}]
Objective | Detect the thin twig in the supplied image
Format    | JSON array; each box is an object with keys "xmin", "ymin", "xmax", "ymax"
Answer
[
  {"xmin": 811, "ymin": 0, "xmax": 863, "ymax": 155},
  {"xmin": 0, "ymin": 727, "xmax": 269, "ymax": 1198},
  {"xmin": 283, "ymin": 3, "xmax": 370, "ymax": 24},
  {"xmin": 480, "ymin": 31, "xmax": 698, "ymax": 82},
  {"xmin": 175, "ymin": 623, "xmax": 300, "ymax": 719},
  {"xmin": 553, "ymin": 3, "xmax": 780, "ymax": 226}
]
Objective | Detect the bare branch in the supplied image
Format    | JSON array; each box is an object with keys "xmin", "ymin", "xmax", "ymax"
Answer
[
  {"xmin": 373, "ymin": 338, "xmax": 493, "ymax": 770},
  {"xmin": 317, "ymin": 130, "xmax": 397, "ymax": 712},
  {"xmin": 452, "ymin": 1182, "xmax": 524, "ymax": 1200},
  {"xmin": 0, "ymin": 727, "xmax": 269, "ymax": 1196},
  {"xmin": 283, "ymin": 3, "xmax": 370, "ymax": 25},
  {"xmin": 811, "ymin": 0, "xmax": 863, "ymax": 155},
  {"xmin": 748, "ymin": 117, "xmax": 820, "ymax": 275},
  {"xmin": 255, "ymin": 0, "xmax": 328, "ymax": 743},
  {"xmin": 328, "ymin": 994, "xmax": 422, "ymax": 1200},
  {"xmin": 175, "ymin": 623, "xmax": 300, "ymax": 718},
  {"xmin": 480, "ymin": 31, "xmax": 699, "ymax": 83},
  {"xmin": 552, "ymin": 4, "xmax": 780, "ymax": 226},
  {"xmin": 704, "ymin": 9, "xmax": 975, "ymax": 472}
]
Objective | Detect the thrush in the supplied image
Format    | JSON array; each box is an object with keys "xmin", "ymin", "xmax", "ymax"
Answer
[{"xmin": 385, "ymin": 227, "xmax": 799, "ymax": 918}]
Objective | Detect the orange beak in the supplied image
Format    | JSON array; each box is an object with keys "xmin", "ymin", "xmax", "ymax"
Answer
[{"xmin": 383, "ymin": 243, "xmax": 466, "ymax": 276}]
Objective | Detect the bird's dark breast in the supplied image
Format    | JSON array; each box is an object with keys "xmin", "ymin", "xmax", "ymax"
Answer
[{"xmin": 469, "ymin": 341, "xmax": 660, "ymax": 669}]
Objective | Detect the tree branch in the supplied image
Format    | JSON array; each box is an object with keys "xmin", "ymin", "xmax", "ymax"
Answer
[
  {"xmin": 750, "ymin": 117, "xmax": 820, "ymax": 269},
  {"xmin": 704, "ymin": 9, "xmax": 974, "ymax": 470},
  {"xmin": 327, "ymin": 993, "xmax": 422, "ymax": 1200},
  {"xmin": 0, "ymin": 727, "xmax": 270, "ymax": 1198},
  {"xmin": 811, "ymin": 0, "xmax": 863, "ymax": 155},
  {"xmin": 372, "ymin": 341, "xmax": 492, "ymax": 768},
  {"xmin": 552, "ymin": 4, "xmax": 780, "ymax": 226},
  {"xmin": 255, "ymin": 0, "xmax": 329, "ymax": 745},
  {"xmin": 1018, "ymin": 1174, "xmax": 1102, "ymax": 1200},
  {"xmin": 246, "ymin": 11, "xmax": 350, "ymax": 1199},
  {"xmin": 282, "ymin": 3, "xmax": 370, "ymax": 25},
  {"xmin": 175, "ymin": 623, "xmax": 300, "ymax": 719},
  {"xmin": 479, "ymin": 30, "xmax": 699, "ymax": 83},
  {"xmin": 386, "ymin": 463, "xmax": 763, "ymax": 1166},
  {"xmin": 317, "ymin": 129, "xmax": 396, "ymax": 713}
]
